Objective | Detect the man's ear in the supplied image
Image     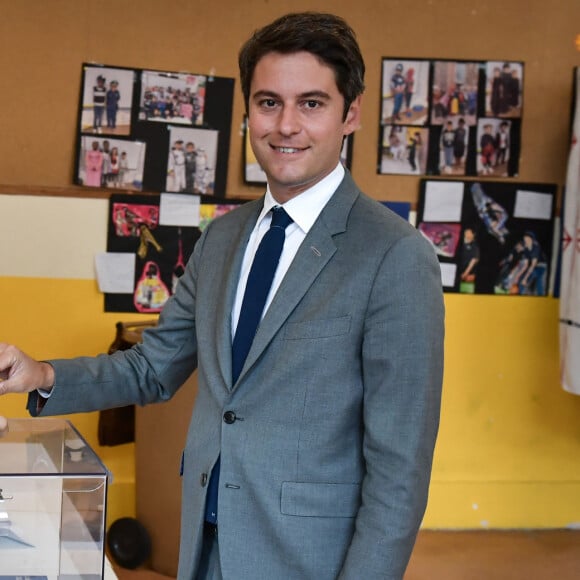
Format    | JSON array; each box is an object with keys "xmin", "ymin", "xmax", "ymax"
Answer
[{"xmin": 344, "ymin": 95, "xmax": 362, "ymax": 136}]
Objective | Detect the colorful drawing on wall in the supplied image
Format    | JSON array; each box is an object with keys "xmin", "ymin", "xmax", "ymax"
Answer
[
  {"xmin": 378, "ymin": 58, "xmax": 523, "ymax": 178},
  {"xmin": 75, "ymin": 63, "xmax": 235, "ymax": 197},
  {"xmin": 199, "ymin": 204, "xmax": 241, "ymax": 231},
  {"xmin": 104, "ymin": 194, "xmax": 245, "ymax": 313},
  {"xmin": 416, "ymin": 179, "xmax": 556, "ymax": 295}
]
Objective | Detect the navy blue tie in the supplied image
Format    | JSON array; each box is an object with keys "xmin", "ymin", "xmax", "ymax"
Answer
[{"xmin": 204, "ymin": 206, "xmax": 293, "ymax": 524}]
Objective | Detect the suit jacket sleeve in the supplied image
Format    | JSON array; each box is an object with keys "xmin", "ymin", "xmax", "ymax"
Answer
[
  {"xmin": 27, "ymin": 225, "xmax": 210, "ymax": 417},
  {"xmin": 339, "ymin": 232, "xmax": 444, "ymax": 580}
]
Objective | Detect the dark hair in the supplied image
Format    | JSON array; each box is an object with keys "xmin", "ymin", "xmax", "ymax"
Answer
[{"xmin": 238, "ymin": 12, "xmax": 365, "ymax": 119}]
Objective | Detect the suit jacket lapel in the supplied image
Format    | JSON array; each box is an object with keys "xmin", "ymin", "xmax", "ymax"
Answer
[
  {"xmin": 214, "ymin": 199, "xmax": 264, "ymax": 390},
  {"xmin": 233, "ymin": 173, "xmax": 360, "ymax": 388}
]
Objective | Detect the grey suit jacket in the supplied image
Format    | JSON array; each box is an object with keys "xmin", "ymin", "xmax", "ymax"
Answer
[{"xmin": 34, "ymin": 172, "xmax": 444, "ymax": 580}]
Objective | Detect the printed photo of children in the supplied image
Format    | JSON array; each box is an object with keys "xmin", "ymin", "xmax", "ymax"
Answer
[
  {"xmin": 438, "ymin": 117, "xmax": 469, "ymax": 175},
  {"xmin": 476, "ymin": 118, "xmax": 512, "ymax": 176},
  {"xmin": 431, "ymin": 60, "xmax": 479, "ymax": 126},
  {"xmin": 458, "ymin": 226, "xmax": 480, "ymax": 293},
  {"xmin": 166, "ymin": 126, "xmax": 218, "ymax": 194},
  {"xmin": 494, "ymin": 231, "xmax": 547, "ymax": 296},
  {"xmin": 80, "ymin": 66, "xmax": 135, "ymax": 136},
  {"xmin": 78, "ymin": 136, "xmax": 146, "ymax": 190},
  {"xmin": 140, "ymin": 70, "xmax": 206, "ymax": 126},
  {"xmin": 379, "ymin": 125, "xmax": 429, "ymax": 175},
  {"xmin": 381, "ymin": 59, "xmax": 430, "ymax": 126},
  {"xmin": 485, "ymin": 61, "xmax": 523, "ymax": 118}
]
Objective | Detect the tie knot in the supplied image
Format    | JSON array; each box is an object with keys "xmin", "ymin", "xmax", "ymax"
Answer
[{"xmin": 270, "ymin": 206, "xmax": 293, "ymax": 230}]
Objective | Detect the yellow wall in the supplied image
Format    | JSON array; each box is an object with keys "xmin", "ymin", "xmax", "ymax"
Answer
[
  {"xmin": 0, "ymin": 277, "xmax": 141, "ymax": 525},
  {"xmin": 3, "ymin": 196, "xmax": 580, "ymax": 530},
  {"xmin": 1, "ymin": 0, "xmax": 580, "ymax": 531}
]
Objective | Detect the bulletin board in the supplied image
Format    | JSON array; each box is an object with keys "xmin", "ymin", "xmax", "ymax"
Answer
[
  {"xmin": 379, "ymin": 58, "xmax": 523, "ymax": 179},
  {"xmin": 416, "ymin": 179, "xmax": 557, "ymax": 295},
  {"xmin": 103, "ymin": 193, "xmax": 243, "ymax": 313},
  {"xmin": 75, "ymin": 64, "xmax": 235, "ymax": 198}
]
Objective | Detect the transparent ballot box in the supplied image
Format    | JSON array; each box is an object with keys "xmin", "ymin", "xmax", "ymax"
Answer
[{"xmin": 0, "ymin": 418, "xmax": 109, "ymax": 579}]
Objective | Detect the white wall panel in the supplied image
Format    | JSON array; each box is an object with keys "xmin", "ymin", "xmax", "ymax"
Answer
[{"xmin": 0, "ymin": 195, "xmax": 108, "ymax": 279}]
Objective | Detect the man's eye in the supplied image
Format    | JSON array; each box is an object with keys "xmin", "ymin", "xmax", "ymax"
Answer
[
  {"xmin": 260, "ymin": 99, "xmax": 277, "ymax": 108},
  {"xmin": 305, "ymin": 100, "xmax": 320, "ymax": 109}
]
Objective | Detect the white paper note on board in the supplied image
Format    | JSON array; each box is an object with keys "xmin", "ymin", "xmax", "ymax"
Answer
[
  {"xmin": 423, "ymin": 181, "xmax": 464, "ymax": 222},
  {"xmin": 514, "ymin": 190, "xmax": 553, "ymax": 220},
  {"xmin": 439, "ymin": 262, "xmax": 457, "ymax": 288},
  {"xmin": 95, "ymin": 252, "xmax": 136, "ymax": 293},
  {"xmin": 159, "ymin": 193, "xmax": 200, "ymax": 227}
]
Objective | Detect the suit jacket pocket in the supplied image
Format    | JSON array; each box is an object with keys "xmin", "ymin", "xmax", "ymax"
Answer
[
  {"xmin": 284, "ymin": 316, "xmax": 351, "ymax": 340},
  {"xmin": 280, "ymin": 481, "xmax": 361, "ymax": 518}
]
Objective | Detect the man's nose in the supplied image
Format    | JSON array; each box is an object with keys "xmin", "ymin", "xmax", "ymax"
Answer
[{"xmin": 277, "ymin": 105, "xmax": 301, "ymax": 136}]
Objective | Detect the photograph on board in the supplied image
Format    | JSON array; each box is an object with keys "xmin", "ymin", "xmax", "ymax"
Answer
[
  {"xmin": 438, "ymin": 117, "xmax": 469, "ymax": 175},
  {"xmin": 381, "ymin": 59, "xmax": 430, "ymax": 126},
  {"xmin": 80, "ymin": 65, "xmax": 136, "ymax": 136},
  {"xmin": 78, "ymin": 136, "xmax": 146, "ymax": 190},
  {"xmin": 139, "ymin": 70, "xmax": 206, "ymax": 126},
  {"xmin": 166, "ymin": 126, "xmax": 219, "ymax": 195},
  {"xmin": 379, "ymin": 125, "xmax": 429, "ymax": 175},
  {"xmin": 485, "ymin": 61, "xmax": 524, "ymax": 118},
  {"xmin": 431, "ymin": 60, "xmax": 480, "ymax": 126},
  {"xmin": 476, "ymin": 118, "xmax": 513, "ymax": 177}
]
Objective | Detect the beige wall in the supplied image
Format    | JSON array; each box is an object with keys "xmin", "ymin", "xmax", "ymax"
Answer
[
  {"xmin": 1, "ymin": 0, "xmax": 579, "ymax": 202},
  {"xmin": 2, "ymin": 0, "xmax": 580, "ymax": 538}
]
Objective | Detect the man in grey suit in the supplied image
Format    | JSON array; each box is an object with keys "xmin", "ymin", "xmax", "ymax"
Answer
[{"xmin": 0, "ymin": 12, "xmax": 444, "ymax": 580}]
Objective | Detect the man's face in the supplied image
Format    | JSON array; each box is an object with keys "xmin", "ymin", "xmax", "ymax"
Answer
[{"xmin": 248, "ymin": 51, "xmax": 361, "ymax": 203}]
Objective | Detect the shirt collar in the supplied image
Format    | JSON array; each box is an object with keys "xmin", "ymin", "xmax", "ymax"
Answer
[{"xmin": 260, "ymin": 163, "xmax": 345, "ymax": 234}]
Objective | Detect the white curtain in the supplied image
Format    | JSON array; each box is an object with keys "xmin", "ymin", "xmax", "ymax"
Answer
[{"xmin": 560, "ymin": 67, "xmax": 580, "ymax": 395}]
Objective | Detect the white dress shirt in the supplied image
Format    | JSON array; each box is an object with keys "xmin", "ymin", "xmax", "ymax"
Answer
[{"xmin": 231, "ymin": 163, "xmax": 345, "ymax": 338}]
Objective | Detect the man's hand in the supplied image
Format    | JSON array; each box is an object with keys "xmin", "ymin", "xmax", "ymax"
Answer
[
  {"xmin": 0, "ymin": 343, "xmax": 55, "ymax": 396},
  {"xmin": 0, "ymin": 414, "xmax": 8, "ymax": 435}
]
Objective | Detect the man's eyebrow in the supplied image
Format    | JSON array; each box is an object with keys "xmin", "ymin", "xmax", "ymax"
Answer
[
  {"xmin": 251, "ymin": 90, "xmax": 332, "ymax": 100},
  {"xmin": 251, "ymin": 90, "xmax": 280, "ymax": 100},
  {"xmin": 299, "ymin": 91, "xmax": 331, "ymax": 100}
]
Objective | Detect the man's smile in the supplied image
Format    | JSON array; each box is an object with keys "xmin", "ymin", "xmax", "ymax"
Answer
[{"xmin": 270, "ymin": 145, "xmax": 308, "ymax": 154}]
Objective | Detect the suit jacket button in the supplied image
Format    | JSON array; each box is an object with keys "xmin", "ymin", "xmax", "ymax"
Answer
[
  {"xmin": 223, "ymin": 411, "xmax": 236, "ymax": 424},
  {"xmin": 200, "ymin": 473, "xmax": 208, "ymax": 486}
]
